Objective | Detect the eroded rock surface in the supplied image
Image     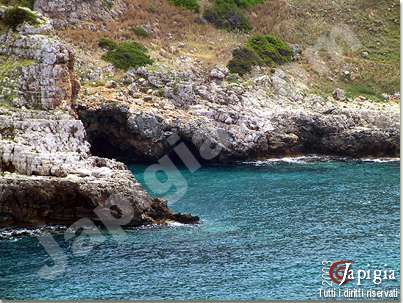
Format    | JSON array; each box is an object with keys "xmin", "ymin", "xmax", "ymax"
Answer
[
  {"xmin": 0, "ymin": 107, "xmax": 198, "ymax": 227},
  {"xmin": 0, "ymin": 28, "xmax": 79, "ymax": 109},
  {"xmin": 0, "ymin": 23, "xmax": 198, "ymax": 228},
  {"xmin": 35, "ymin": 0, "xmax": 126, "ymax": 28},
  {"xmin": 77, "ymin": 67, "xmax": 400, "ymax": 163}
]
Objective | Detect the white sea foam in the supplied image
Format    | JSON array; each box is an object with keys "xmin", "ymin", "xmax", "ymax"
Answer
[
  {"xmin": 360, "ymin": 158, "xmax": 400, "ymax": 163},
  {"xmin": 0, "ymin": 225, "xmax": 66, "ymax": 241},
  {"xmin": 243, "ymin": 155, "xmax": 336, "ymax": 165},
  {"xmin": 243, "ymin": 155, "xmax": 400, "ymax": 165},
  {"xmin": 167, "ymin": 221, "xmax": 186, "ymax": 227}
]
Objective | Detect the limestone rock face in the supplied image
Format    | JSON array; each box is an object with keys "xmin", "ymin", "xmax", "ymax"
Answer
[
  {"xmin": 0, "ymin": 108, "xmax": 198, "ymax": 227},
  {"xmin": 0, "ymin": 30, "xmax": 79, "ymax": 110},
  {"xmin": 35, "ymin": 0, "xmax": 126, "ymax": 28},
  {"xmin": 78, "ymin": 67, "xmax": 400, "ymax": 162},
  {"xmin": 0, "ymin": 19, "xmax": 198, "ymax": 228}
]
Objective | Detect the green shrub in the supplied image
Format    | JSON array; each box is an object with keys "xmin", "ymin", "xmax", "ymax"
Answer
[
  {"xmin": 234, "ymin": 0, "xmax": 265, "ymax": 8},
  {"xmin": 246, "ymin": 35, "xmax": 292, "ymax": 65},
  {"xmin": 98, "ymin": 37, "xmax": 118, "ymax": 50},
  {"xmin": 102, "ymin": 41, "xmax": 153, "ymax": 70},
  {"xmin": 168, "ymin": 0, "xmax": 199, "ymax": 11},
  {"xmin": 3, "ymin": 6, "xmax": 39, "ymax": 29},
  {"xmin": 131, "ymin": 26, "xmax": 151, "ymax": 38},
  {"xmin": 227, "ymin": 34, "xmax": 292, "ymax": 75},
  {"xmin": 203, "ymin": 0, "xmax": 252, "ymax": 32},
  {"xmin": 227, "ymin": 47, "xmax": 262, "ymax": 75}
]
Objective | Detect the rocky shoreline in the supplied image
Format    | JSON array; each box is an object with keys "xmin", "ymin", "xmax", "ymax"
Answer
[
  {"xmin": 0, "ymin": 4, "xmax": 399, "ymax": 230},
  {"xmin": 0, "ymin": 107, "xmax": 199, "ymax": 228},
  {"xmin": 0, "ymin": 19, "xmax": 198, "ymax": 228},
  {"xmin": 77, "ymin": 67, "xmax": 399, "ymax": 164}
]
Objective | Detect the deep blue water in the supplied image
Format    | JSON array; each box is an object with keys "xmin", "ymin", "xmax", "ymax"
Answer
[{"xmin": 0, "ymin": 160, "xmax": 400, "ymax": 300}]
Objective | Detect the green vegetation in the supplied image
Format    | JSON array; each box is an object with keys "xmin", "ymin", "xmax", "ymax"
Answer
[
  {"xmin": 131, "ymin": 26, "xmax": 151, "ymax": 38},
  {"xmin": 101, "ymin": 40, "xmax": 153, "ymax": 70},
  {"xmin": 168, "ymin": 0, "xmax": 199, "ymax": 11},
  {"xmin": 2, "ymin": 6, "xmax": 39, "ymax": 29},
  {"xmin": 354, "ymin": 1, "xmax": 400, "ymax": 97},
  {"xmin": 203, "ymin": 0, "xmax": 252, "ymax": 32},
  {"xmin": 233, "ymin": 0, "xmax": 265, "ymax": 8},
  {"xmin": 345, "ymin": 83, "xmax": 384, "ymax": 102},
  {"xmin": 98, "ymin": 37, "xmax": 118, "ymax": 50},
  {"xmin": 0, "ymin": 55, "xmax": 35, "ymax": 103},
  {"xmin": 228, "ymin": 34, "xmax": 292, "ymax": 75},
  {"xmin": 247, "ymin": 35, "xmax": 292, "ymax": 65},
  {"xmin": 0, "ymin": 0, "xmax": 35, "ymax": 9},
  {"xmin": 286, "ymin": 0, "xmax": 399, "ymax": 100},
  {"xmin": 228, "ymin": 47, "xmax": 262, "ymax": 75},
  {"xmin": 203, "ymin": 0, "xmax": 265, "ymax": 32}
]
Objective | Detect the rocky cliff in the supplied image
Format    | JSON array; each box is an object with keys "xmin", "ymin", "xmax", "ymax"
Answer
[
  {"xmin": 35, "ymin": 0, "xmax": 126, "ymax": 28},
  {"xmin": 0, "ymin": 19, "xmax": 198, "ymax": 228},
  {"xmin": 0, "ymin": 0, "xmax": 399, "ymax": 228},
  {"xmin": 77, "ymin": 66, "xmax": 399, "ymax": 163},
  {"xmin": 0, "ymin": 29, "xmax": 79, "ymax": 109}
]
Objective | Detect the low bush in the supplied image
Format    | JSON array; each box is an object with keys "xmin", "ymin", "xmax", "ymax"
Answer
[
  {"xmin": 203, "ymin": 0, "xmax": 252, "ymax": 32},
  {"xmin": 98, "ymin": 37, "xmax": 118, "ymax": 50},
  {"xmin": 246, "ymin": 35, "xmax": 292, "ymax": 65},
  {"xmin": 227, "ymin": 34, "xmax": 292, "ymax": 75},
  {"xmin": 131, "ymin": 26, "xmax": 151, "ymax": 38},
  {"xmin": 102, "ymin": 41, "xmax": 153, "ymax": 70},
  {"xmin": 227, "ymin": 47, "xmax": 262, "ymax": 75},
  {"xmin": 234, "ymin": 0, "xmax": 265, "ymax": 8},
  {"xmin": 168, "ymin": 0, "xmax": 199, "ymax": 12},
  {"xmin": 3, "ymin": 6, "xmax": 39, "ymax": 29}
]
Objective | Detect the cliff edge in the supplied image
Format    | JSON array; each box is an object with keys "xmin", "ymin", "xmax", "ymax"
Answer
[{"xmin": 0, "ymin": 15, "xmax": 198, "ymax": 228}]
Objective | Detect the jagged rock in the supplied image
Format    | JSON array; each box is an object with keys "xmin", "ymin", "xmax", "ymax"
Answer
[
  {"xmin": 165, "ymin": 83, "xmax": 197, "ymax": 107},
  {"xmin": 0, "ymin": 108, "xmax": 198, "ymax": 227},
  {"xmin": 35, "ymin": 0, "xmax": 127, "ymax": 28},
  {"xmin": 105, "ymin": 80, "xmax": 117, "ymax": 88},
  {"xmin": 342, "ymin": 70, "xmax": 351, "ymax": 81},
  {"xmin": 78, "ymin": 68, "xmax": 400, "ymax": 162},
  {"xmin": 127, "ymin": 83, "xmax": 138, "ymax": 97},
  {"xmin": 291, "ymin": 44, "xmax": 302, "ymax": 60},
  {"xmin": 0, "ymin": 29, "xmax": 79, "ymax": 110},
  {"xmin": 361, "ymin": 51, "xmax": 369, "ymax": 58},
  {"xmin": 333, "ymin": 88, "xmax": 346, "ymax": 101},
  {"xmin": 0, "ymin": 172, "xmax": 197, "ymax": 227},
  {"xmin": 0, "ymin": 20, "xmax": 198, "ymax": 228},
  {"xmin": 210, "ymin": 67, "xmax": 229, "ymax": 80}
]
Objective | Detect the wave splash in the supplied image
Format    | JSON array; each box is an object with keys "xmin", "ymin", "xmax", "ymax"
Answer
[
  {"xmin": 243, "ymin": 155, "xmax": 400, "ymax": 166},
  {"xmin": 0, "ymin": 225, "xmax": 67, "ymax": 241}
]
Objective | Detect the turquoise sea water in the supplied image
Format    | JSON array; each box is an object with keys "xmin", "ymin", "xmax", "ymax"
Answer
[{"xmin": 0, "ymin": 160, "xmax": 400, "ymax": 300}]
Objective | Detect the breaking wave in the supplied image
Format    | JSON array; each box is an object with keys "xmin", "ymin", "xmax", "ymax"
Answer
[
  {"xmin": 242, "ymin": 155, "xmax": 400, "ymax": 166},
  {"xmin": 0, "ymin": 225, "xmax": 67, "ymax": 241}
]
